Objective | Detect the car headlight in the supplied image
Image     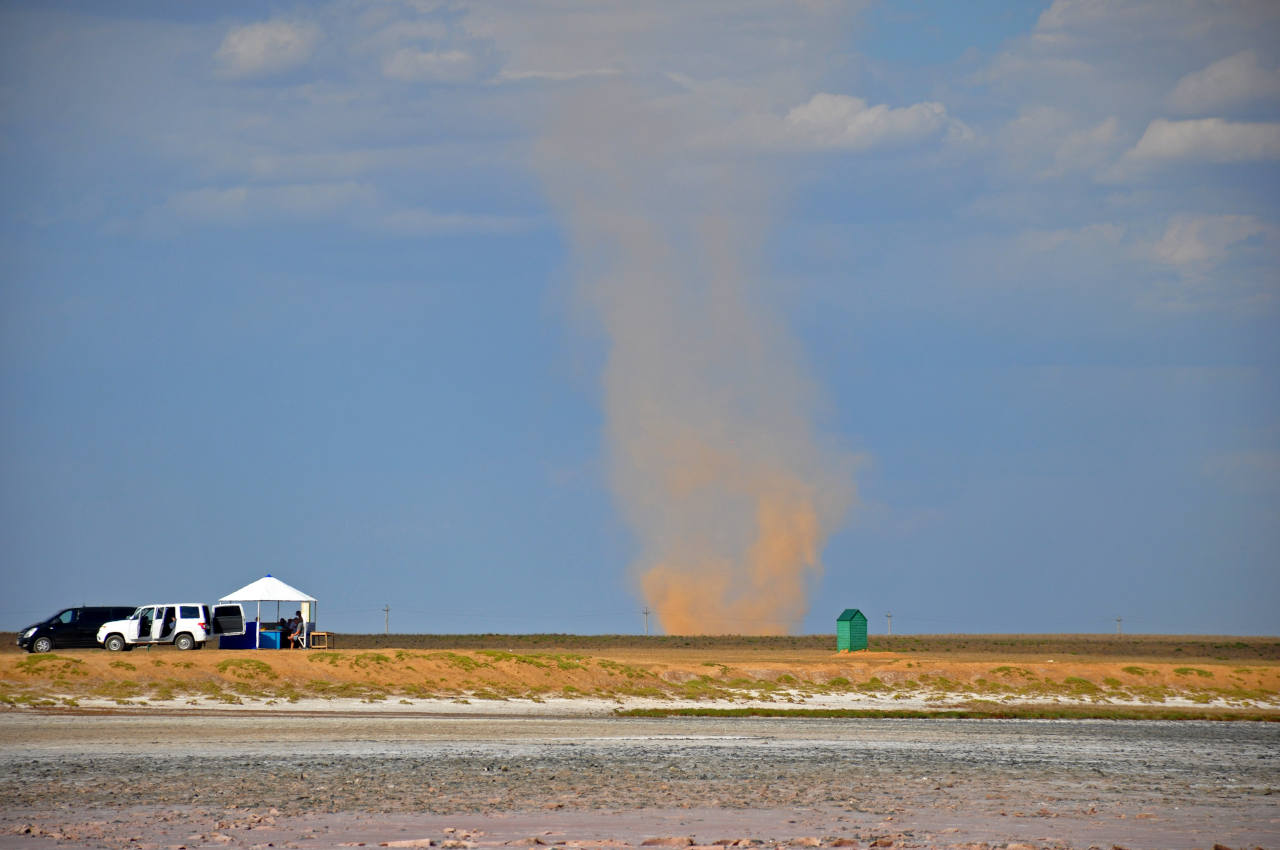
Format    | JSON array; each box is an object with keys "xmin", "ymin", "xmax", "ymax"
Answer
[{"xmin": 22, "ymin": 627, "xmax": 37, "ymax": 638}]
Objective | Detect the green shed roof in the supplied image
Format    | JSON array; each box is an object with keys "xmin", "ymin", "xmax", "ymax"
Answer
[{"xmin": 836, "ymin": 608, "xmax": 865, "ymax": 621}]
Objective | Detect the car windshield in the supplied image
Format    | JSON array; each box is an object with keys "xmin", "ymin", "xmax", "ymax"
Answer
[{"xmin": 129, "ymin": 607, "xmax": 145, "ymax": 620}]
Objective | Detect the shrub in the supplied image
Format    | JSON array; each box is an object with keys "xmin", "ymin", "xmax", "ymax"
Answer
[
  {"xmin": 1174, "ymin": 667, "xmax": 1213, "ymax": 678},
  {"xmin": 216, "ymin": 658, "xmax": 277, "ymax": 680}
]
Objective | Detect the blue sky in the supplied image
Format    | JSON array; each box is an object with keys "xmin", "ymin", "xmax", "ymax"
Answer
[{"xmin": 2, "ymin": 1, "xmax": 1277, "ymax": 635}]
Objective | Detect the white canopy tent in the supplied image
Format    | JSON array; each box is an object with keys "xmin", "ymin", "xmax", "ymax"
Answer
[{"xmin": 220, "ymin": 575, "xmax": 317, "ymax": 649}]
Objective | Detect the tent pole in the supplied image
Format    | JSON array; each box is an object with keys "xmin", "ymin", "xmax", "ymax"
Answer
[{"xmin": 255, "ymin": 601, "xmax": 261, "ymax": 649}]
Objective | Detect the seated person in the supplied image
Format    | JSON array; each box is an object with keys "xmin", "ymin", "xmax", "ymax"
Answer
[
  {"xmin": 288, "ymin": 612, "xmax": 305, "ymax": 648},
  {"xmin": 160, "ymin": 610, "xmax": 176, "ymax": 641}
]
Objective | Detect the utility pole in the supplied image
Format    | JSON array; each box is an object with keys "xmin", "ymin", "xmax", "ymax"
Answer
[
  {"xmin": 384, "ymin": 605, "xmax": 390, "ymax": 635},
  {"xmin": 642, "ymin": 607, "xmax": 651, "ymax": 636},
  {"xmin": 1116, "ymin": 616, "xmax": 1122, "ymax": 636},
  {"xmin": 886, "ymin": 611, "xmax": 892, "ymax": 636}
]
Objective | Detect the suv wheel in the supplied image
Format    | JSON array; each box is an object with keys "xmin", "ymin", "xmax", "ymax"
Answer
[
  {"xmin": 104, "ymin": 634, "xmax": 126, "ymax": 652},
  {"xmin": 174, "ymin": 633, "xmax": 195, "ymax": 651},
  {"xmin": 30, "ymin": 636, "xmax": 54, "ymax": 654}
]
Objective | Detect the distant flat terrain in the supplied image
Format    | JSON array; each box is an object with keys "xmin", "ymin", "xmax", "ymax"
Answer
[
  {"xmin": 235, "ymin": 632, "xmax": 1280, "ymax": 661},
  {"xmin": 6, "ymin": 632, "xmax": 1277, "ymax": 659}
]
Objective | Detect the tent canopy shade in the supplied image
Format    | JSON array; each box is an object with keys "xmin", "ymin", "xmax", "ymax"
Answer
[
  {"xmin": 219, "ymin": 575, "xmax": 318, "ymax": 649},
  {"xmin": 219, "ymin": 575, "xmax": 316, "ymax": 603}
]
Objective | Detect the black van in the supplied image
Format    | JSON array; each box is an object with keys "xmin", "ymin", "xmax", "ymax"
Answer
[{"xmin": 17, "ymin": 607, "xmax": 138, "ymax": 653}]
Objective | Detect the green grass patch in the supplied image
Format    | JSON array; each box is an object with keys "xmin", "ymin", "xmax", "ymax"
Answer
[
  {"xmin": 393, "ymin": 650, "xmax": 429, "ymax": 661},
  {"xmin": 1062, "ymin": 677, "xmax": 1101, "ymax": 695},
  {"xmin": 216, "ymin": 658, "xmax": 277, "ymax": 680},
  {"xmin": 478, "ymin": 650, "xmax": 536, "ymax": 666},
  {"xmin": 1123, "ymin": 666, "xmax": 1153, "ymax": 676},
  {"xmin": 596, "ymin": 659, "xmax": 652, "ymax": 679},
  {"xmin": 1174, "ymin": 667, "xmax": 1214, "ymax": 678},
  {"xmin": 306, "ymin": 680, "xmax": 386, "ymax": 700},
  {"xmin": 989, "ymin": 666, "xmax": 1036, "ymax": 679},
  {"xmin": 91, "ymin": 680, "xmax": 144, "ymax": 699},
  {"xmin": 15, "ymin": 654, "xmax": 85, "ymax": 676},
  {"xmin": 428, "ymin": 652, "xmax": 489, "ymax": 672},
  {"xmin": 109, "ymin": 661, "xmax": 137, "ymax": 671},
  {"xmin": 678, "ymin": 676, "xmax": 729, "ymax": 700}
]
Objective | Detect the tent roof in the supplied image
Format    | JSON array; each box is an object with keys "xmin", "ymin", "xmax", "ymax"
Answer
[{"xmin": 220, "ymin": 575, "xmax": 316, "ymax": 603}]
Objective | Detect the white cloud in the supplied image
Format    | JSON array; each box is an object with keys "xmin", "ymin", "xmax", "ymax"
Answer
[
  {"xmin": 1033, "ymin": 0, "xmax": 1278, "ymax": 50},
  {"xmin": 1167, "ymin": 50, "xmax": 1280, "ymax": 114},
  {"xmin": 379, "ymin": 207, "xmax": 533, "ymax": 234},
  {"xmin": 1125, "ymin": 118, "xmax": 1280, "ymax": 163},
  {"xmin": 1043, "ymin": 116, "xmax": 1120, "ymax": 176},
  {"xmin": 1019, "ymin": 222, "xmax": 1126, "ymax": 253},
  {"xmin": 162, "ymin": 186, "xmax": 533, "ymax": 236},
  {"xmin": 981, "ymin": 0, "xmax": 1280, "ymax": 122},
  {"xmin": 775, "ymin": 93, "xmax": 960, "ymax": 151},
  {"xmin": 169, "ymin": 182, "xmax": 375, "ymax": 222},
  {"xmin": 1000, "ymin": 106, "xmax": 1072, "ymax": 163},
  {"xmin": 215, "ymin": 20, "xmax": 320, "ymax": 79},
  {"xmin": 496, "ymin": 68, "xmax": 621, "ymax": 82},
  {"xmin": 1149, "ymin": 214, "xmax": 1270, "ymax": 266},
  {"xmin": 382, "ymin": 48, "xmax": 479, "ymax": 82},
  {"xmin": 370, "ymin": 20, "xmax": 449, "ymax": 48}
]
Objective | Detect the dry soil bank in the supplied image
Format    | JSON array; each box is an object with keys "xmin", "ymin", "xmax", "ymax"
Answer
[{"xmin": 1, "ymin": 635, "xmax": 1276, "ymax": 717}]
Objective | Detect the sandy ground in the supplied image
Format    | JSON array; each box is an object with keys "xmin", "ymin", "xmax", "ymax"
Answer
[
  {"xmin": 0, "ymin": 708, "xmax": 1276, "ymax": 850},
  {"xmin": 4, "ymin": 647, "xmax": 1276, "ymax": 715},
  {"xmin": 7, "ymin": 690, "xmax": 1270, "ymax": 717},
  {"xmin": 2, "ymin": 644, "xmax": 1277, "ymax": 848}
]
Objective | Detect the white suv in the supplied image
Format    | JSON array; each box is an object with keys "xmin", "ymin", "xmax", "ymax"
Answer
[{"xmin": 98, "ymin": 603, "xmax": 245, "ymax": 651}]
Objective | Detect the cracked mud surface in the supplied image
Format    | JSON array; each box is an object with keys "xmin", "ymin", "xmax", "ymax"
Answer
[{"xmin": 0, "ymin": 712, "xmax": 1276, "ymax": 849}]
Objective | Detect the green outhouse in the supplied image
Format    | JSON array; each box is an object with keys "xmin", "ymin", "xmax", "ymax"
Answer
[{"xmin": 836, "ymin": 608, "xmax": 868, "ymax": 652}]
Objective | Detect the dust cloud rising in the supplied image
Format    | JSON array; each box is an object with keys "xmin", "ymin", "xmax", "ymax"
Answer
[{"xmin": 538, "ymin": 83, "xmax": 853, "ymax": 635}]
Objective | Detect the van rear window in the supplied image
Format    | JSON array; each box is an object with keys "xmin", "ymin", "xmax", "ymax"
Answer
[{"xmin": 179, "ymin": 606, "xmax": 199, "ymax": 619}]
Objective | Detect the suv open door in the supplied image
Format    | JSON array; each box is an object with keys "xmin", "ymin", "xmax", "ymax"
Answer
[{"xmin": 210, "ymin": 604, "xmax": 245, "ymax": 636}]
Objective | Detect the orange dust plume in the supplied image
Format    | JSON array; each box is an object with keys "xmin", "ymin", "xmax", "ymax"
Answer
[
  {"xmin": 642, "ymin": 491, "xmax": 824, "ymax": 635},
  {"xmin": 536, "ymin": 81, "xmax": 855, "ymax": 635}
]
